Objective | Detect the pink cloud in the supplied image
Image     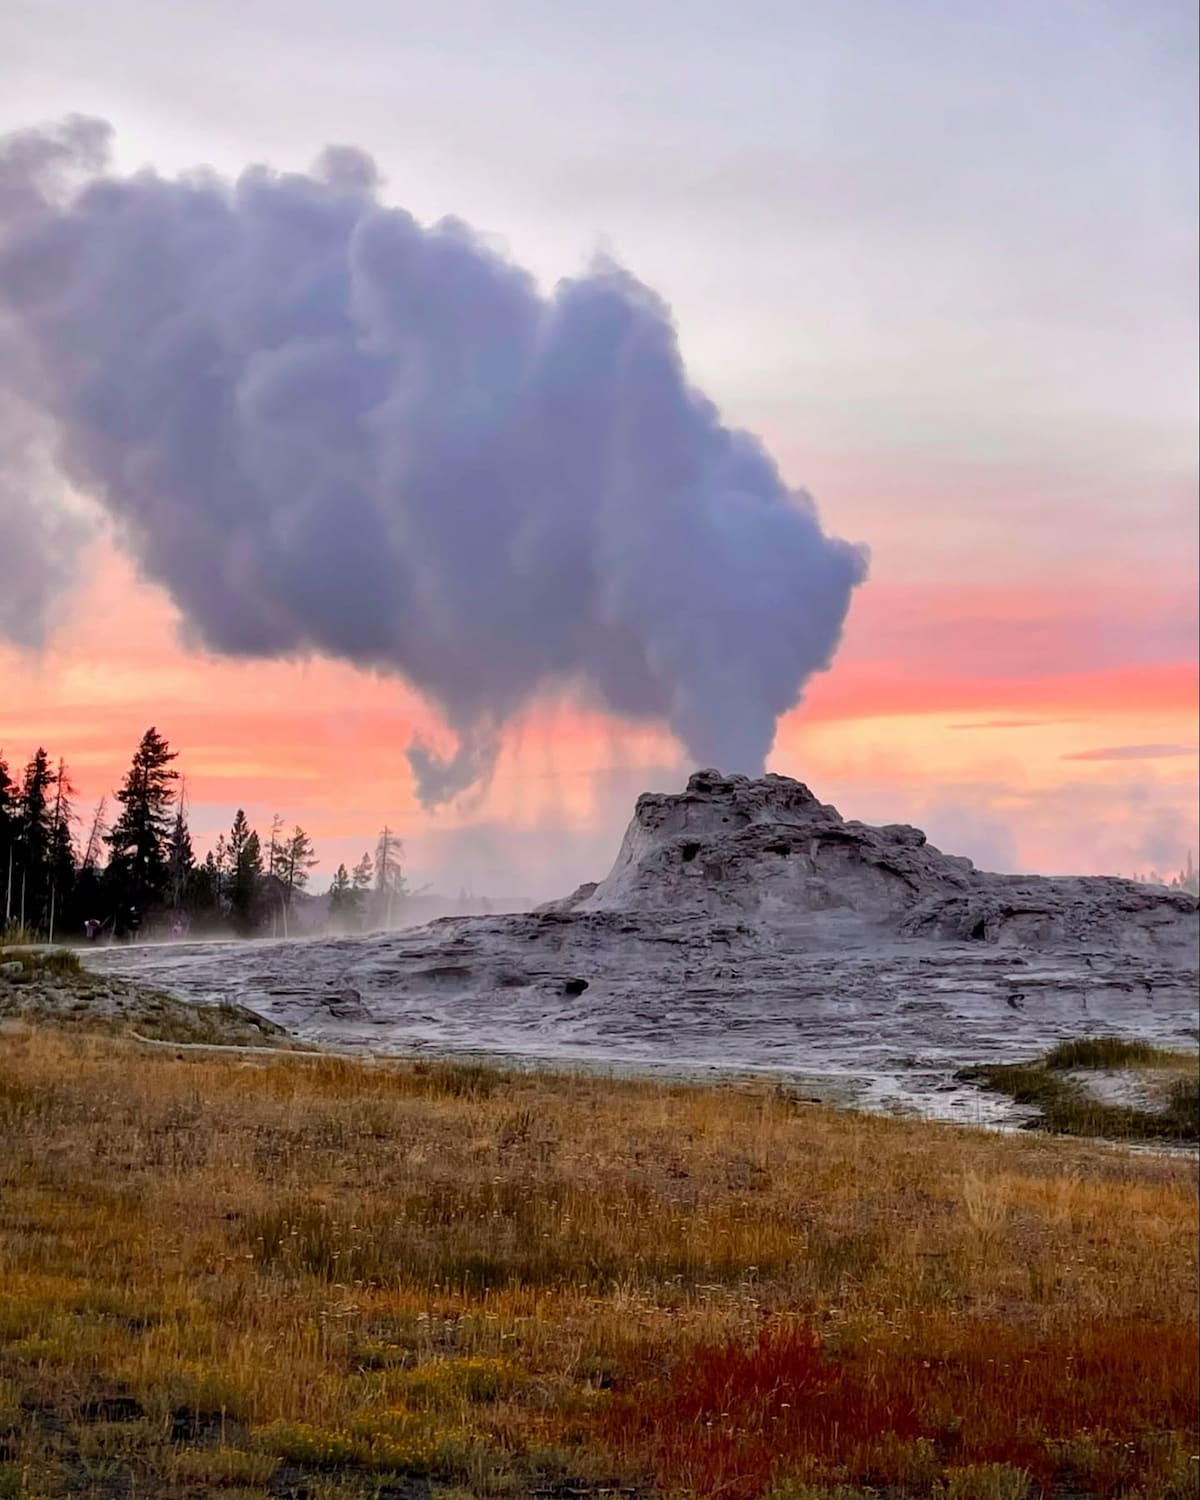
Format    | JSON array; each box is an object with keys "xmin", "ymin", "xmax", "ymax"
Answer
[{"xmin": 1062, "ymin": 744, "xmax": 1198, "ymax": 762}]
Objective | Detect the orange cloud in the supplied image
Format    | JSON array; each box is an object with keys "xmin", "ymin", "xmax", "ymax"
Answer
[{"xmin": 2, "ymin": 534, "xmax": 1196, "ymax": 889}]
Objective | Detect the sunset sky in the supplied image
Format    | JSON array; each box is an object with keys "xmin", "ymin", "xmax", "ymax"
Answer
[{"xmin": 1, "ymin": 0, "xmax": 1196, "ymax": 897}]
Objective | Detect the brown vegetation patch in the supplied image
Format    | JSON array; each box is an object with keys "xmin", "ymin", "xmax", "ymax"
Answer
[{"xmin": 0, "ymin": 1026, "xmax": 1195, "ymax": 1497}]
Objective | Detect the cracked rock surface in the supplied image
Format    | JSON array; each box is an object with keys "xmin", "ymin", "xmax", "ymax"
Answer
[{"xmin": 83, "ymin": 770, "xmax": 1199, "ymax": 1125}]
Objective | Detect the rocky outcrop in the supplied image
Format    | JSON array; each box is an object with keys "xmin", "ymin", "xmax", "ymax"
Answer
[
  {"xmin": 81, "ymin": 771, "xmax": 1199, "ymax": 1123},
  {"xmin": 543, "ymin": 770, "xmax": 1197, "ymax": 957}
]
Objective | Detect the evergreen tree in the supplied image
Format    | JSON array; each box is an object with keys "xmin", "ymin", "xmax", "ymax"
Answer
[
  {"xmin": 73, "ymin": 796, "xmax": 108, "ymax": 936},
  {"xmin": 166, "ymin": 808, "xmax": 195, "ymax": 911},
  {"xmin": 351, "ymin": 852, "xmax": 375, "ymax": 930},
  {"xmin": 105, "ymin": 727, "xmax": 178, "ymax": 915},
  {"xmin": 0, "ymin": 751, "xmax": 16, "ymax": 928},
  {"xmin": 46, "ymin": 759, "xmax": 76, "ymax": 941},
  {"xmin": 227, "ymin": 810, "xmax": 251, "ymax": 871},
  {"xmin": 266, "ymin": 814, "xmax": 286, "ymax": 880},
  {"xmin": 228, "ymin": 811, "xmax": 263, "ymax": 933},
  {"xmin": 16, "ymin": 749, "xmax": 56, "ymax": 932},
  {"xmin": 190, "ymin": 851, "xmax": 222, "ymax": 923},
  {"xmin": 328, "ymin": 863, "xmax": 353, "ymax": 930},
  {"xmin": 212, "ymin": 834, "xmax": 230, "ymax": 897},
  {"xmin": 80, "ymin": 797, "xmax": 108, "ymax": 872},
  {"xmin": 280, "ymin": 826, "xmax": 317, "ymax": 908}
]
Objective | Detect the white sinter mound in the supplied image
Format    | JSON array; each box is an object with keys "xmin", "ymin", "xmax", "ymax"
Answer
[{"xmin": 83, "ymin": 771, "xmax": 1200, "ymax": 1123}]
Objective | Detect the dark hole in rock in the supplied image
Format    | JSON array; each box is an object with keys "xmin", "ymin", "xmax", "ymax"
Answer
[
  {"xmin": 681, "ymin": 841, "xmax": 702, "ymax": 862},
  {"xmin": 562, "ymin": 977, "xmax": 589, "ymax": 996},
  {"xmin": 969, "ymin": 918, "xmax": 988, "ymax": 940},
  {"xmin": 766, "ymin": 842, "xmax": 791, "ymax": 856}
]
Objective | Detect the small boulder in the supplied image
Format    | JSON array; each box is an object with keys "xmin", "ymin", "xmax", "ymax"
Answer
[{"xmin": 324, "ymin": 985, "xmax": 371, "ymax": 1019}]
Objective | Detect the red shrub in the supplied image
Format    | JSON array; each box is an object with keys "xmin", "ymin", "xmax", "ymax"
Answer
[
  {"xmin": 603, "ymin": 1319, "xmax": 1199, "ymax": 1498},
  {"xmin": 605, "ymin": 1323, "xmax": 918, "ymax": 1499},
  {"xmin": 893, "ymin": 1319, "xmax": 1200, "ymax": 1481}
]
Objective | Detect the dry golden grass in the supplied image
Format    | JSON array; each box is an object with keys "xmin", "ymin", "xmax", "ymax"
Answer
[{"xmin": 0, "ymin": 1026, "xmax": 1196, "ymax": 1498}]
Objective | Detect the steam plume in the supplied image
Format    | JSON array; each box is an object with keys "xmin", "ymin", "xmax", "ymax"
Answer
[{"xmin": 0, "ymin": 117, "xmax": 868, "ymax": 803}]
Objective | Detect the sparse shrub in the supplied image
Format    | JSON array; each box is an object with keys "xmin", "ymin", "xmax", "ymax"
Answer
[
  {"xmin": 149, "ymin": 1366, "xmax": 254, "ymax": 1428},
  {"xmin": 497, "ymin": 1107, "xmax": 535, "ymax": 1147},
  {"xmin": 0, "ymin": 925, "xmax": 40, "ymax": 948},
  {"xmin": 243, "ymin": 1187, "xmax": 628, "ymax": 1291},
  {"xmin": 256, "ymin": 1419, "xmax": 366, "ymax": 1467},
  {"xmin": 0, "ymin": 1379, "xmax": 19, "ymax": 1436},
  {"xmin": 1167, "ymin": 1074, "xmax": 1200, "ymax": 1136},
  {"xmin": 958, "ymin": 1054, "xmax": 1200, "ymax": 1142},
  {"xmin": 0, "ymin": 1076, "xmax": 56, "ymax": 1127},
  {"xmin": 938, "ymin": 1463, "xmax": 1031, "ymax": 1500},
  {"xmin": 171, "ymin": 1446, "xmax": 279, "ymax": 1485},
  {"xmin": 1044, "ymin": 1036, "xmax": 1161, "ymax": 1069},
  {"xmin": 410, "ymin": 1059, "xmax": 501, "ymax": 1098},
  {"xmin": 255, "ymin": 1415, "xmax": 468, "ymax": 1474},
  {"xmin": 353, "ymin": 1339, "xmax": 414, "ymax": 1371},
  {"xmin": 803, "ymin": 1223, "xmax": 885, "ymax": 1290},
  {"xmin": 1144, "ymin": 1434, "xmax": 1200, "ymax": 1500},
  {"xmin": 401, "ymin": 1356, "xmax": 523, "ymax": 1406},
  {"xmin": 0, "ymin": 947, "xmax": 80, "ymax": 979}
]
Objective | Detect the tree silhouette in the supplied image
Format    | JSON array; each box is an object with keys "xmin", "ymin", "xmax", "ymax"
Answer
[
  {"xmin": 227, "ymin": 810, "xmax": 263, "ymax": 933},
  {"xmin": 105, "ymin": 727, "xmax": 178, "ymax": 914},
  {"xmin": 279, "ymin": 826, "xmax": 318, "ymax": 909},
  {"xmin": 16, "ymin": 749, "xmax": 56, "ymax": 932}
]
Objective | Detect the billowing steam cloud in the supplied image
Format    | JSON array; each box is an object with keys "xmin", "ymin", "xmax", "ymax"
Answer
[{"xmin": 0, "ymin": 116, "xmax": 868, "ymax": 804}]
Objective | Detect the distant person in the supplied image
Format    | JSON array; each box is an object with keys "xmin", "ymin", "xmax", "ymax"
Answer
[
  {"xmin": 83, "ymin": 918, "xmax": 100, "ymax": 941},
  {"xmin": 127, "ymin": 907, "xmax": 141, "ymax": 944}
]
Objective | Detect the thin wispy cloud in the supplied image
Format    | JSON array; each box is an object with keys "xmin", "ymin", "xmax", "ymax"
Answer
[
  {"xmin": 950, "ymin": 719, "xmax": 1066, "ymax": 731},
  {"xmin": 1062, "ymin": 744, "xmax": 1198, "ymax": 762}
]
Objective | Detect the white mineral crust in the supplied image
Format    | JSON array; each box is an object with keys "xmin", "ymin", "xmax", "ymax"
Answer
[{"xmin": 83, "ymin": 770, "xmax": 1199, "ymax": 1125}]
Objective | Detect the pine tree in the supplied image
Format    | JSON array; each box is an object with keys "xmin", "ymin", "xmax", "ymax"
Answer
[
  {"xmin": 73, "ymin": 795, "xmax": 108, "ymax": 937},
  {"xmin": 190, "ymin": 851, "xmax": 222, "ymax": 921},
  {"xmin": 46, "ymin": 759, "xmax": 76, "ymax": 942},
  {"xmin": 328, "ymin": 863, "xmax": 353, "ymax": 930},
  {"xmin": 105, "ymin": 727, "xmax": 178, "ymax": 915},
  {"xmin": 16, "ymin": 749, "xmax": 56, "ymax": 932},
  {"xmin": 227, "ymin": 810, "xmax": 251, "ymax": 871},
  {"xmin": 81, "ymin": 797, "xmax": 107, "ymax": 872},
  {"xmin": 0, "ymin": 751, "xmax": 16, "ymax": 929},
  {"xmin": 167, "ymin": 808, "xmax": 195, "ymax": 911},
  {"xmin": 227, "ymin": 811, "xmax": 263, "ymax": 933},
  {"xmin": 351, "ymin": 852, "xmax": 375, "ymax": 929},
  {"xmin": 266, "ymin": 814, "xmax": 286, "ymax": 880},
  {"xmin": 280, "ymin": 826, "xmax": 318, "ymax": 909}
]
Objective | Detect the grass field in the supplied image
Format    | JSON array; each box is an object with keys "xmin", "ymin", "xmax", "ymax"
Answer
[
  {"xmin": 0, "ymin": 1026, "xmax": 1196, "ymax": 1499},
  {"xmin": 959, "ymin": 1040, "xmax": 1200, "ymax": 1143}
]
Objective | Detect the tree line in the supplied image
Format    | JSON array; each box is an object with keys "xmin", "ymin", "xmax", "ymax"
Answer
[{"xmin": 0, "ymin": 727, "xmax": 407, "ymax": 942}]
